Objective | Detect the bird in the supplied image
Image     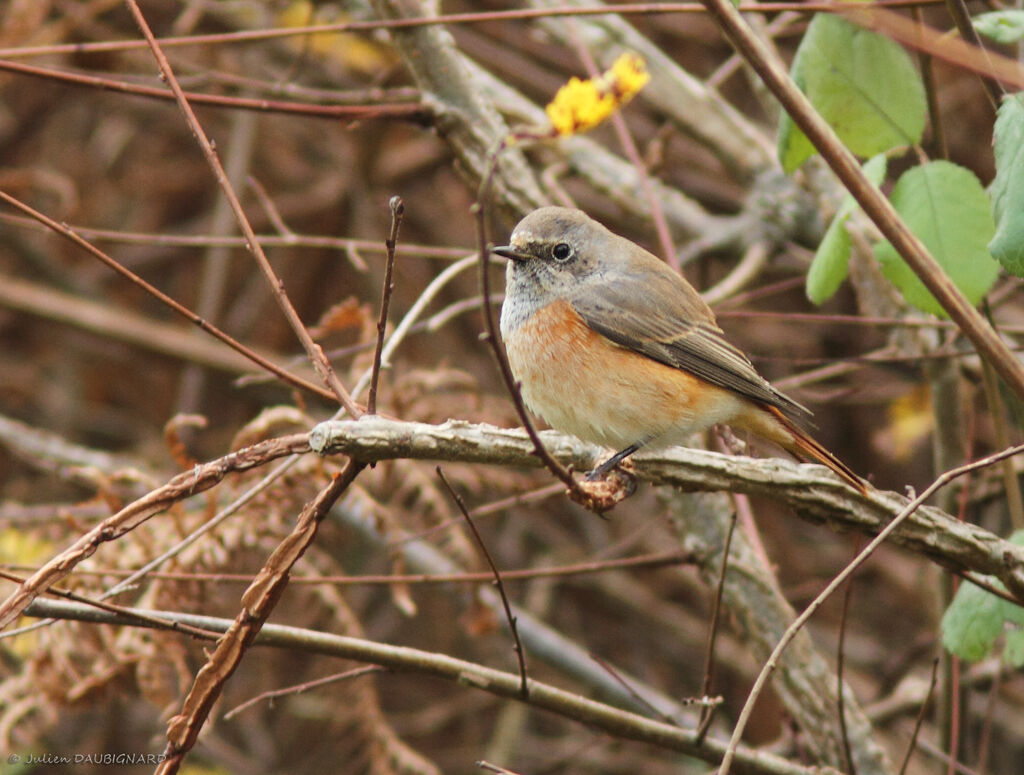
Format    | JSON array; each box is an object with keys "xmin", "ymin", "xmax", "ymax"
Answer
[{"xmin": 493, "ymin": 206, "xmax": 865, "ymax": 493}]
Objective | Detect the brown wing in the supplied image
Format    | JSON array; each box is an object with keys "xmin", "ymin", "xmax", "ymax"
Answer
[{"xmin": 570, "ymin": 269, "xmax": 812, "ymax": 424}]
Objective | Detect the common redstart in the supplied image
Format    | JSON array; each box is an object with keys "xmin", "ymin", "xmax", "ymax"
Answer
[{"xmin": 494, "ymin": 206, "xmax": 865, "ymax": 492}]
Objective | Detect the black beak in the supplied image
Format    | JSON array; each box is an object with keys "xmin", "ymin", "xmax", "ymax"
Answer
[{"xmin": 491, "ymin": 245, "xmax": 529, "ymax": 262}]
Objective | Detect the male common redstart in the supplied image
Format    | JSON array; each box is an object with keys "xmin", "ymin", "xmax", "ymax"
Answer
[{"xmin": 494, "ymin": 206, "xmax": 865, "ymax": 492}]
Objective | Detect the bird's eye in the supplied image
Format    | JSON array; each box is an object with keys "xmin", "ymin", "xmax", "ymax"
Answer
[{"xmin": 552, "ymin": 242, "xmax": 573, "ymax": 262}]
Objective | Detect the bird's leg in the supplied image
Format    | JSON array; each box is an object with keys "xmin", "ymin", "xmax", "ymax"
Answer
[{"xmin": 587, "ymin": 443, "xmax": 642, "ymax": 480}]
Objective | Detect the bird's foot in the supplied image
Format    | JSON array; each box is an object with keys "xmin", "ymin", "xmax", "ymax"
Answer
[{"xmin": 572, "ymin": 461, "xmax": 636, "ymax": 513}]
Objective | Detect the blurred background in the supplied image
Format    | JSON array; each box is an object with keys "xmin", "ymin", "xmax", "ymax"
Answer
[{"xmin": 0, "ymin": 1, "xmax": 1021, "ymax": 773}]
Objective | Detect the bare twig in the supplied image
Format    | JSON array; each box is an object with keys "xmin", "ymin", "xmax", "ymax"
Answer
[
  {"xmin": 940, "ymin": 0, "xmax": 1003, "ymax": 105},
  {"xmin": 350, "ymin": 255, "xmax": 478, "ymax": 401},
  {"xmin": 0, "ymin": 2, "xmax": 950, "ymax": 62},
  {"xmin": 0, "ymin": 58, "xmax": 433, "ymax": 123},
  {"xmin": 703, "ymin": 242, "xmax": 770, "ymax": 307},
  {"xmin": 473, "ymin": 149, "xmax": 631, "ymax": 512},
  {"xmin": 836, "ymin": 544, "xmax": 860, "ymax": 775},
  {"xmin": 473, "ymin": 156, "xmax": 573, "ymax": 493},
  {"xmin": 563, "ymin": 25, "xmax": 676, "ymax": 268},
  {"xmin": 974, "ymin": 658, "xmax": 1002, "ymax": 775},
  {"xmin": 0, "ymin": 211, "xmax": 470, "ymax": 257},
  {"xmin": 899, "ymin": 659, "xmax": 940, "ymax": 775},
  {"xmin": 911, "ymin": 6, "xmax": 947, "ymax": 160},
  {"xmin": 591, "ymin": 654, "xmax": 719, "ymax": 722},
  {"xmin": 437, "ymin": 466, "xmax": 529, "ymax": 697},
  {"xmin": 695, "ymin": 509, "xmax": 738, "ymax": 742},
  {"xmin": 979, "ymin": 352, "xmax": 1024, "ymax": 531},
  {"xmin": 477, "ymin": 761, "xmax": 522, "ymax": 775},
  {"xmin": 123, "ymin": 0, "xmax": 363, "ymax": 417},
  {"xmin": 222, "ymin": 666, "xmax": 383, "ymax": 720},
  {"xmin": 368, "ymin": 197, "xmax": 404, "ymax": 415},
  {"xmin": 0, "ymin": 192, "xmax": 337, "ymax": 402},
  {"xmin": 11, "ymin": 550, "xmax": 693, "ymax": 586},
  {"xmin": 0, "ymin": 569, "xmax": 221, "ymax": 640},
  {"xmin": 717, "ymin": 443, "xmax": 1024, "ymax": 775}
]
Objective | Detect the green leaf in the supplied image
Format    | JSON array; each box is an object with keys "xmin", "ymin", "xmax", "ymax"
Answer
[
  {"xmin": 778, "ymin": 15, "xmax": 926, "ymax": 172},
  {"xmin": 1005, "ymin": 629, "xmax": 1024, "ymax": 668},
  {"xmin": 989, "ymin": 93, "xmax": 1024, "ymax": 277},
  {"xmin": 875, "ymin": 161, "xmax": 999, "ymax": 317},
  {"xmin": 806, "ymin": 213, "xmax": 852, "ymax": 305},
  {"xmin": 942, "ymin": 531, "xmax": 1024, "ymax": 664},
  {"xmin": 942, "ymin": 579, "xmax": 1008, "ymax": 661},
  {"xmin": 806, "ymin": 154, "xmax": 888, "ymax": 304},
  {"xmin": 974, "ymin": 10, "xmax": 1024, "ymax": 44}
]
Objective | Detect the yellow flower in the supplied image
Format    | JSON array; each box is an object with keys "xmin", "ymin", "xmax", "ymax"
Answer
[{"xmin": 544, "ymin": 53, "xmax": 650, "ymax": 136}]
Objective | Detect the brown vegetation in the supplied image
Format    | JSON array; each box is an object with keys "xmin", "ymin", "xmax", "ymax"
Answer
[{"xmin": 0, "ymin": 2, "xmax": 1022, "ymax": 774}]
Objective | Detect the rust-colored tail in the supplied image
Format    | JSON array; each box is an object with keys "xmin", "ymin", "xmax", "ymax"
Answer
[{"xmin": 764, "ymin": 406, "xmax": 866, "ymax": 493}]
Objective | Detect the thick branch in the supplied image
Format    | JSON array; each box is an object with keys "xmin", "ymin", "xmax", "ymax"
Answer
[
  {"xmin": 310, "ymin": 417, "xmax": 1024, "ymax": 598},
  {"xmin": 370, "ymin": 0, "xmax": 546, "ymax": 218}
]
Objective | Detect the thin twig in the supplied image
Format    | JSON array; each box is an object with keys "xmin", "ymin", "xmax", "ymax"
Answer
[
  {"xmin": 836, "ymin": 541, "xmax": 861, "ymax": 775},
  {"xmin": 222, "ymin": 665, "xmax": 383, "ymax": 720},
  {"xmin": 247, "ymin": 175, "xmax": 297, "ymax": 239},
  {"xmin": 0, "ymin": 211, "xmax": 470, "ymax": 257},
  {"xmin": 589, "ymin": 653, "xmax": 677, "ymax": 722},
  {"xmin": 978, "ymin": 318, "xmax": 1024, "ymax": 531},
  {"xmin": 0, "ymin": 191, "xmax": 337, "ymax": 402},
  {"xmin": 899, "ymin": 658, "xmax": 940, "ymax": 775},
  {"xmin": 8, "ymin": 550, "xmax": 693, "ymax": 586},
  {"xmin": 974, "ymin": 659, "xmax": 1002, "ymax": 775},
  {"xmin": 946, "ymin": 655, "xmax": 962, "ymax": 775},
  {"xmin": 0, "ymin": 58, "xmax": 432, "ymax": 123},
  {"xmin": 940, "ymin": 0, "xmax": 1003, "ymax": 106},
  {"xmin": 695, "ymin": 510, "xmax": 737, "ymax": 742},
  {"xmin": 123, "ymin": 0, "xmax": 362, "ymax": 418},
  {"xmin": 716, "ymin": 442, "xmax": 1024, "ymax": 775},
  {"xmin": 368, "ymin": 197, "xmax": 404, "ymax": 415},
  {"xmin": 473, "ymin": 147, "xmax": 576, "ymax": 493},
  {"xmin": 911, "ymin": 6, "xmax": 947, "ymax": 160},
  {"xmin": 349, "ymin": 255, "xmax": 478, "ymax": 401},
  {"xmin": 591, "ymin": 654, "xmax": 718, "ymax": 722},
  {"xmin": 0, "ymin": 569, "xmax": 221, "ymax": 640},
  {"xmin": 0, "ymin": 2, "xmax": 947, "ymax": 61},
  {"xmin": 473, "ymin": 147, "xmax": 629, "ymax": 511},
  {"xmin": 436, "ymin": 466, "xmax": 529, "ymax": 698},
  {"xmin": 564, "ymin": 25, "xmax": 676, "ymax": 269}
]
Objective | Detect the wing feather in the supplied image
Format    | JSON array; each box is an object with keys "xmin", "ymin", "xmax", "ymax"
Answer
[{"xmin": 570, "ymin": 272, "xmax": 811, "ymax": 423}]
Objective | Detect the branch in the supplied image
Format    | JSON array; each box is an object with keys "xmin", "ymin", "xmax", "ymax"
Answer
[
  {"xmin": 0, "ymin": 58, "xmax": 433, "ymax": 123},
  {"xmin": 369, "ymin": 0, "xmax": 547, "ymax": 219},
  {"xmin": 25, "ymin": 597, "xmax": 837, "ymax": 775},
  {"xmin": 698, "ymin": 0, "xmax": 1024, "ymax": 401},
  {"xmin": 309, "ymin": 417, "xmax": 1024, "ymax": 598}
]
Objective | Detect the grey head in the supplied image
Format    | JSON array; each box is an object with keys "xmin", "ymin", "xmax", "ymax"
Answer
[
  {"xmin": 495, "ymin": 206, "xmax": 668, "ymax": 334},
  {"xmin": 492, "ymin": 207, "xmax": 625, "ymax": 295}
]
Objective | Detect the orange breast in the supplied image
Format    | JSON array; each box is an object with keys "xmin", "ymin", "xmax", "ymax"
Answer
[{"xmin": 503, "ymin": 299, "xmax": 743, "ymax": 450}]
